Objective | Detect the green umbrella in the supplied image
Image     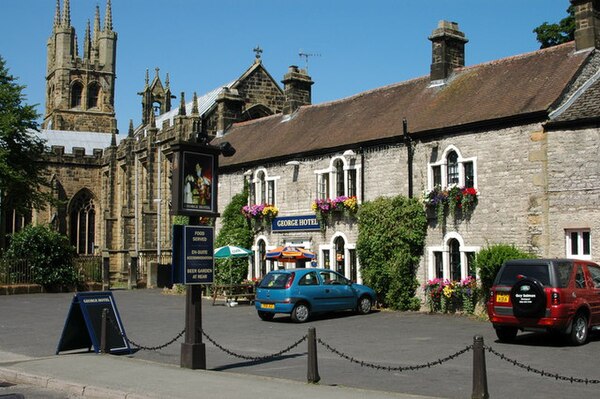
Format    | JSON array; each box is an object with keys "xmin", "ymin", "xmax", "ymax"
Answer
[{"xmin": 214, "ymin": 245, "xmax": 252, "ymax": 258}]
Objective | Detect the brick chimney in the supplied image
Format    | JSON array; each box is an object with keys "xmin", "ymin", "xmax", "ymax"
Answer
[
  {"xmin": 571, "ymin": 0, "xmax": 600, "ymax": 51},
  {"xmin": 282, "ymin": 65, "xmax": 313, "ymax": 115},
  {"xmin": 428, "ymin": 21, "xmax": 468, "ymax": 82}
]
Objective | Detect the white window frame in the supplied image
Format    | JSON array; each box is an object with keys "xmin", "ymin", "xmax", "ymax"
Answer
[
  {"xmin": 427, "ymin": 145, "xmax": 477, "ymax": 190},
  {"xmin": 315, "ymin": 154, "xmax": 361, "ymax": 201},
  {"xmin": 249, "ymin": 167, "xmax": 279, "ymax": 206},
  {"xmin": 427, "ymin": 232, "xmax": 479, "ymax": 281},
  {"xmin": 565, "ymin": 229, "xmax": 591, "ymax": 260}
]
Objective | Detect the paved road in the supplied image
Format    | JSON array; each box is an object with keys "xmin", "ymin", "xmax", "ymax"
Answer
[{"xmin": 1, "ymin": 289, "xmax": 599, "ymax": 398}]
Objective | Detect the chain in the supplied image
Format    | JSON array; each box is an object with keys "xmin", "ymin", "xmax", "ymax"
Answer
[
  {"xmin": 485, "ymin": 345, "xmax": 600, "ymax": 385},
  {"xmin": 317, "ymin": 338, "xmax": 472, "ymax": 372},
  {"xmin": 108, "ymin": 317, "xmax": 185, "ymax": 351},
  {"xmin": 201, "ymin": 328, "xmax": 307, "ymax": 361}
]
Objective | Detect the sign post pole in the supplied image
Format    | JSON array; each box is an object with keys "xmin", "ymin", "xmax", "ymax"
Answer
[
  {"xmin": 181, "ymin": 284, "xmax": 205, "ymax": 369},
  {"xmin": 170, "ymin": 139, "xmax": 235, "ymax": 370}
]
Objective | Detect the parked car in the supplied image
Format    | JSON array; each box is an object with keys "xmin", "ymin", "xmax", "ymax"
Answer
[
  {"xmin": 487, "ymin": 258, "xmax": 600, "ymax": 345},
  {"xmin": 255, "ymin": 268, "xmax": 376, "ymax": 323}
]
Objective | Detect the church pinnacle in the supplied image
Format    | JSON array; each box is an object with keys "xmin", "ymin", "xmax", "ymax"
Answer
[
  {"xmin": 104, "ymin": 0, "xmax": 113, "ymax": 31},
  {"xmin": 61, "ymin": 0, "xmax": 71, "ymax": 27}
]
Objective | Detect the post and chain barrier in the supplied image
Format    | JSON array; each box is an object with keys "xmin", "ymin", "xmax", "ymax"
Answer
[{"xmin": 105, "ymin": 317, "xmax": 600, "ymax": 391}]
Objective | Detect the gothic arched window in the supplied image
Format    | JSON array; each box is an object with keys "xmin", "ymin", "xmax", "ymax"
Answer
[
  {"xmin": 69, "ymin": 190, "xmax": 96, "ymax": 255},
  {"xmin": 70, "ymin": 81, "xmax": 83, "ymax": 108},
  {"xmin": 447, "ymin": 151, "xmax": 459, "ymax": 185},
  {"xmin": 87, "ymin": 82, "xmax": 100, "ymax": 109}
]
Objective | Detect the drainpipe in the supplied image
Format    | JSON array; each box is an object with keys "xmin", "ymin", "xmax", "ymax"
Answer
[
  {"xmin": 404, "ymin": 118, "xmax": 414, "ymax": 198},
  {"xmin": 134, "ymin": 152, "xmax": 139, "ymax": 253},
  {"xmin": 360, "ymin": 148, "xmax": 365, "ymax": 202}
]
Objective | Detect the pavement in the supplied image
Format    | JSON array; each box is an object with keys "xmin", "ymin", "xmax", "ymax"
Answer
[{"xmin": 0, "ymin": 350, "xmax": 444, "ymax": 399}]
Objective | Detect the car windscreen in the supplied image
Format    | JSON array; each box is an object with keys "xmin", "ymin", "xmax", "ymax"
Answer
[
  {"xmin": 258, "ymin": 272, "xmax": 289, "ymax": 289},
  {"xmin": 497, "ymin": 264, "xmax": 551, "ymax": 286}
]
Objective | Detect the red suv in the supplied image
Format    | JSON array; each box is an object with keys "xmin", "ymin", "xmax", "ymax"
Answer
[{"xmin": 487, "ymin": 259, "xmax": 600, "ymax": 345}]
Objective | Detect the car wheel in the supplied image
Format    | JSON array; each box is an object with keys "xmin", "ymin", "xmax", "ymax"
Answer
[
  {"xmin": 291, "ymin": 303, "xmax": 310, "ymax": 323},
  {"xmin": 510, "ymin": 277, "xmax": 546, "ymax": 317},
  {"xmin": 257, "ymin": 311, "xmax": 274, "ymax": 321},
  {"xmin": 495, "ymin": 326, "xmax": 518, "ymax": 342},
  {"xmin": 569, "ymin": 313, "xmax": 588, "ymax": 346},
  {"xmin": 357, "ymin": 296, "xmax": 372, "ymax": 315}
]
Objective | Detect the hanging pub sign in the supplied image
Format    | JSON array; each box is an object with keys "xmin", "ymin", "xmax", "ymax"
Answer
[{"xmin": 171, "ymin": 142, "xmax": 220, "ymax": 218}]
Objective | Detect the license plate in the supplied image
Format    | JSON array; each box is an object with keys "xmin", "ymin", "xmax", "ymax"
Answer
[
  {"xmin": 260, "ymin": 303, "xmax": 275, "ymax": 309},
  {"xmin": 496, "ymin": 293, "xmax": 509, "ymax": 303}
]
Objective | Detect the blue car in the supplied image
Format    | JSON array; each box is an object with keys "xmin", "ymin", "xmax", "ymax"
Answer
[{"xmin": 255, "ymin": 268, "xmax": 376, "ymax": 322}]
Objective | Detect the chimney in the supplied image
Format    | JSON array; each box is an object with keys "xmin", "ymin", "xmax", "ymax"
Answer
[
  {"xmin": 571, "ymin": 0, "xmax": 600, "ymax": 50},
  {"xmin": 429, "ymin": 21, "xmax": 468, "ymax": 82},
  {"xmin": 282, "ymin": 65, "xmax": 313, "ymax": 115}
]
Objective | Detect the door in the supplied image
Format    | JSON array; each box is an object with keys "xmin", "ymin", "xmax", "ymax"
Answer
[
  {"xmin": 317, "ymin": 270, "xmax": 356, "ymax": 311},
  {"xmin": 584, "ymin": 264, "xmax": 600, "ymax": 325}
]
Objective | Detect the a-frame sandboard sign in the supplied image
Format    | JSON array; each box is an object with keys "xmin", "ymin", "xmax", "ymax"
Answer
[{"xmin": 56, "ymin": 291, "xmax": 131, "ymax": 355}]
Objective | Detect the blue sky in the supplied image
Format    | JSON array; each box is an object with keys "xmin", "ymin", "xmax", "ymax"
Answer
[{"xmin": 1, "ymin": 0, "xmax": 570, "ymax": 135}]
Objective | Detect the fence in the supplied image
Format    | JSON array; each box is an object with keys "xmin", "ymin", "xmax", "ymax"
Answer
[
  {"xmin": 0, "ymin": 258, "xmax": 31, "ymax": 285},
  {"xmin": 0, "ymin": 256, "xmax": 102, "ymax": 285}
]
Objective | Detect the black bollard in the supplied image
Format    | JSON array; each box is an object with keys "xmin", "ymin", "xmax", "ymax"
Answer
[
  {"xmin": 307, "ymin": 327, "xmax": 321, "ymax": 383},
  {"xmin": 102, "ymin": 251, "xmax": 110, "ymax": 291},
  {"xmin": 472, "ymin": 335, "xmax": 489, "ymax": 399},
  {"xmin": 100, "ymin": 308, "xmax": 109, "ymax": 354}
]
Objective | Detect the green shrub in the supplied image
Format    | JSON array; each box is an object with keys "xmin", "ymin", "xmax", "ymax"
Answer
[
  {"xmin": 473, "ymin": 244, "xmax": 535, "ymax": 302},
  {"xmin": 357, "ymin": 195, "xmax": 427, "ymax": 310},
  {"xmin": 4, "ymin": 225, "xmax": 79, "ymax": 290}
]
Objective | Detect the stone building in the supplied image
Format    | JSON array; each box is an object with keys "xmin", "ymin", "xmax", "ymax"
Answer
[
  {"xmin": 213, "ymin": 0, "xmax": 600, "ymax": 286},
  {"xmin": 4, "ymin": 0, "xmax": 600, "ymax": 292}
]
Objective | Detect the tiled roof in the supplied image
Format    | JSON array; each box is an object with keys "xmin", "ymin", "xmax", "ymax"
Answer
[
  {"xmin": 216, "ymin": 42, "xmax": 592, "ymax": 167},
  {"xmin": 550, "ymin": 68, "xmax": 600, "ymax": 124}
]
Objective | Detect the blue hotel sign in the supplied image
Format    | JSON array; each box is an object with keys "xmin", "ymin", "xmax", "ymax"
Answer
[{"xmin": 272, "ymin": 215, "xmax": 321, "ymax": 232}]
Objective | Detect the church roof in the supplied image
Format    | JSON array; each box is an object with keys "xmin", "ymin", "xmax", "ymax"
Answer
[
  {"xmin": 36, "ymin": 129, "xmax": 118, "ymax": 155},
  {"xmin": 215, "ymin": 42, "xmax": 593, "ymax": 168},
  {"xmin": 153, "ymin": 83, "xmax": 234, "ymax": 129}
]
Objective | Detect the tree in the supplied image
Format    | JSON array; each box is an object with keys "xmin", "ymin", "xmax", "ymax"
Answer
[
  {"xmin": 214, "ymin": 185, "xmax": 253, "ymax": 285},
  {"xmin": 533, "ymin": 6, "xmax": 575, "ymax": 49},
  {"xmin": 356, "ymin": 195, "xmax": 427, "ymax": 310},
  {"xmin": 0, "ymin": 55, "xmax": 52, "ymax": 217}
]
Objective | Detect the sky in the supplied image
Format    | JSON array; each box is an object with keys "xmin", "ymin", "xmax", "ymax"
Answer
[{"xmin": 0, "ymin": 0, "xmax": 571, "ymax": 135}]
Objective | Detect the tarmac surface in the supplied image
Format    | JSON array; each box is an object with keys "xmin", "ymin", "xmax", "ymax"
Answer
[{"xmin": 0, "ymin": 349, "xmax": 443, "ymax": 399}]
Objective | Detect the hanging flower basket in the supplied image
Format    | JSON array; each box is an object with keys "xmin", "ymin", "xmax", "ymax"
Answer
[
  {"xmin": 311, "ymin": 196, "xmax": 358, "ymax": 225},
  {"xmin": 423, "ymin": 186, "xmax": 478, "ymax": 221},
  {"xmin": 241, "ymin": 204, "xmax": 278, "ymax": 229}
]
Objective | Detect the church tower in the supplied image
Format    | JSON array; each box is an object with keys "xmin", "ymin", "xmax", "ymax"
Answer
[{"xmin": 43, "ymin": 0, "xmax": 117, "ymax": 133}]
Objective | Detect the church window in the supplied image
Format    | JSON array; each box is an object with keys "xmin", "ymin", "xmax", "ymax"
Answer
[
  {"xmin": 70, "ymin": 82, "xmax": 83, "ymax": 108},
  {"xmin": 70, "ymin": 190, "xmax": 96, "ymax": 255},
  {"xmin": 87, "ymin": 82, "xmax": 100, "ymax": 109}
]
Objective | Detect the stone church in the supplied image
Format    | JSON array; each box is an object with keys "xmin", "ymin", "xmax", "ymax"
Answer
[
  {"xmin": 2, "ymin": 0, "xmax": 312, "ymax": 280},
  {"xmin": 4, "ymin": 0, "xmax": 600, "ymax": 290}
]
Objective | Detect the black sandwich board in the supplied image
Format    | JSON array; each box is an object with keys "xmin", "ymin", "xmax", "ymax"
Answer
[{"xmin": 56, "ymin": 291, "xmax": 131, "ymax": 355}]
